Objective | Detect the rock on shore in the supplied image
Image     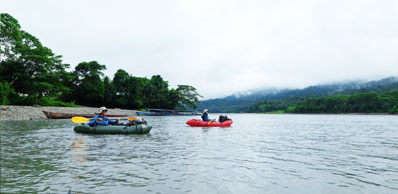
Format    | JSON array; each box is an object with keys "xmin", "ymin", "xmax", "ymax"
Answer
[{"xmin": 0, "ymin": 105, "xmax": 137, "ymax": 120}]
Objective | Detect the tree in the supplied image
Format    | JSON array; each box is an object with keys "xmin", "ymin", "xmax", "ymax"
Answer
[
  {"xmin": 1, "ymin": 13, "xmax": 205, "ymax": 109},
  {"xmin": 125, "ymin": 76, "xmax": 146, "ymax": 109},
  {"xmin": 142, "ymin": 75, "xmax": 170, "ymax": 108},
  {"xmin": 1, "ymin": 13, "xmax": 70, "ymax": 104},
  {"xmin": 0, "ymin": 13, "xmax": 21, "ymax": 62},
  {"xmin": 0, "ymin": 81, "xmax": 18, "ymax": 105},
  {"xmin": 112, "ymin": 69, "xmax": 130, "ymax": 108},
  {"xmin": 175, "ymin": 85, "xmax": 202, "ymax": 109},
  {"xmin": 73, "ymin": 61, "xmax": 106, "ymax": 106},
  {"xmin": 103, "ymin": 76, "xmax": 116, "ymax": 107},
  {"xmin": 112, "ymin": 69, "xmax": 147, "ymax": 109}
]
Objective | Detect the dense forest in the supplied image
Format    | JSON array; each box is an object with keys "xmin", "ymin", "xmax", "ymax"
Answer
[
  {"xmin": 289, "ymin": 91, "xmax": 398, "ymax": 113},
  {"xmin": 0, "ymin": 13, "xmax": 201, "ymax": 110}
]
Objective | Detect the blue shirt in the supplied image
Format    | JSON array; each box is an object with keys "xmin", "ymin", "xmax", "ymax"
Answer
[
  {"xmin": 201, "ymin": 113, "xmax": 209, "ymax": 121},
  {"xmin": 88, "ymin": 115, "xmax": 118, "ymax": 126}
]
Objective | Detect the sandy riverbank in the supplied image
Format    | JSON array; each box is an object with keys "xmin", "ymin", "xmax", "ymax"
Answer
[{"xmin": 0, "ymin": 105, "xmax": 137, "ymax": 120}]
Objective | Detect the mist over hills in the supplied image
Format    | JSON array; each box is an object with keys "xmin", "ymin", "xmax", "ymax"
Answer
[{"xmin": 197, "ymin": 76, "xmax": 398, "ymax": 113}]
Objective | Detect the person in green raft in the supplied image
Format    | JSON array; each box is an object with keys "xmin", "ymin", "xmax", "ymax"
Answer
[{"xmin": 88, "ymin": 107, "xmax": 120, "ymax": 126}]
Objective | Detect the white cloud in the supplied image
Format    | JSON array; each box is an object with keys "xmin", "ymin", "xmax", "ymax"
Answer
[{"xmin": 2, "ymin": 0, "xmax": 398, "ymax": 99}]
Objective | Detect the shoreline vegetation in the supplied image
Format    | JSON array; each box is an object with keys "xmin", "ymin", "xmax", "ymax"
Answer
[
  {"xmin": 250, "ymin": 91, "xmax": 398, "ymax": 114},
  {"xmin": 1, "ymin": 13, "xmax": 202, "ymax": 112},
  {"xmin": 259, "ymin": 111, "xmax": 396, "ymax": 115}
]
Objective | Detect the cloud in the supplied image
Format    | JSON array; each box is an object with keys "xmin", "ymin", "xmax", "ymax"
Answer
[{"xmin": 2, "ymin": 0, "xmax": 398, "ymax": 99}]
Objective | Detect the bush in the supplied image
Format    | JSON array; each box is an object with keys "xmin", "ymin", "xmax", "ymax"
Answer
[
  {"xmin": 285, "ymin": 106, "xmax": 296, "ymax": 113},
  {"xmin": 389, "ymin": 105, "xmax": 398, "ymax": 114},
  {"xmin": 37, "ymin": 97, "xmax": 80, "ymax": 107},
  {"xmin": 0, "ymin": 82, "xmax": 19, "ymax": 105}
]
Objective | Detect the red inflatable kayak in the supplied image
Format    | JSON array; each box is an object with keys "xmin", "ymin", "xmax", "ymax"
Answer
[{"xmin": 186, "ymin": 119, "xmax": 233, "ymax": 127}]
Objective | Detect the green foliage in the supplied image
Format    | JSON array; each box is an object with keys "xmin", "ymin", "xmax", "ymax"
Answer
[
  {"xmin": 103, "ymin": 76, "xmax": 116, "ymax": 107},
  {"xmin": 248, "ymin": 98, "xmax": 300, "ymax": 113},
  {"xmin": 389, "ymin": 105, "xmax": 398, "ymax": 113},
  {"xmin": 112, "ymin": 69, "xmax": 147, "ymax": 109},
  {"xmin": 286, "ymin": 106, "xmax": 296, "ymax": 113},
  {"xmin": 37, "ymin": 97, "xmax": 79, "ymax": 107},
  {"xmin": 198, "ymin": 99, "xmax": 254, "ymax": 113},
  {"xmin": 176, "ymin": 85, "xmax": 202, "ymax": 109},
  {"xmin": 1, "ymin": 13, "xmax": 202, "ymax": 109},
  {"xmin": 0, "ymin": 13, "xmax": 21, "ymax": 61},
  {"xmin": 1, "ymin": 13, "xmax": 71, "ymax": 105},
  {"xmin": 200, "ymin": 76, "xmax": 398, "ymax": 113},
  {"xmin": 292, "ymin": 91, "xmax": 398, "ymax": 113},
  {"xmin": 142, "ymin": 75, "xmax": 173, "ymax": 109},
  {"xmin": 264, "ymin": 110, "xmax": 285, "ymax": 114},
  {"xmin": 0, "ymin": 81, "xmax": 19, "ymax": 105},
  {"xmin": 72, "ymin": 61, "xmax": 106, "ymax": 106},
  {"xmin": 249, "ymin": 90, "xmax": 398, "ymax": 114}
]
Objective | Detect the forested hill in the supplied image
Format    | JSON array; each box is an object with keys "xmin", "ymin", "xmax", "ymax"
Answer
[{"xmin": 197, "ymin": 76, "xmax": 398, "ymax": 113}]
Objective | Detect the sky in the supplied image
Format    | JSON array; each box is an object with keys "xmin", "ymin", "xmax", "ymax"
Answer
[{"xmin": 2, "ymin": 0, "xmax": 398, "ymax": 99}]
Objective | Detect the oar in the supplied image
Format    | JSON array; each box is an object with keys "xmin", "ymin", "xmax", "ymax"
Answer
[
  {"xmin": 71, "ymin": 116, "xmax": 136, "ymax": 123},
  {"xmin": 207, "ymin": 118, "xmax": 218, "ymax": 125}
]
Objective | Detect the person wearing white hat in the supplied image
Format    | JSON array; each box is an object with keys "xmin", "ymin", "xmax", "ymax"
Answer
[
  {"xmin": 88, "ymin": 107, "xmax": 119, "ymax": 126},
  {"xmin": 201, "ymin": 109, "xmax": 210, "ymax": 122},
  {"xmin": 96, "ymin": 106, "xmax": 108, "ymax": 114}
]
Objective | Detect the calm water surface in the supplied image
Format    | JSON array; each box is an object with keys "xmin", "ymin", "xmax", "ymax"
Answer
[{"xmin": 1, "ymin": 114, "xmax": 398, "ymax": 194}]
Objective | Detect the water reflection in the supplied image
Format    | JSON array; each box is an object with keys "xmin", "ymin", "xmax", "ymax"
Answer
[
  {"xmin": 71, "ymin": 137, "xmax": 89, "ymax": 163},
  {"xmin": 201, "ymin": 127, "xmax": 210, "ymax": 132}
]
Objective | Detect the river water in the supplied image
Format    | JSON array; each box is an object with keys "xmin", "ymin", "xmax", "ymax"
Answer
[{"xmin": 1, "ymin": 114, "xmax": 397, "ymax": 194}]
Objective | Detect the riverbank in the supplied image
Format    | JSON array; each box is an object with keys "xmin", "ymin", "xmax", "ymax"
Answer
[{"xmin": 0, "ymin": 105, "xmax": 137, "ymax": 120}]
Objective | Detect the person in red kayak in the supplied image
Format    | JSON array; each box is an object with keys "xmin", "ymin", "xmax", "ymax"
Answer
[{"xmin": 201, "ymin": 109, "xmax": 210, "ymax": 121}]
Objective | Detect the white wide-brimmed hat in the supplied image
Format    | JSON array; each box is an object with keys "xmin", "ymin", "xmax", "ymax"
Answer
[
  {"xmin": 203, "ymin": 109, "xmax": 208, "ymax": 113},
  {"xmin": 97, "ymin": 106, "xmax": 108, "ymax": 114}
]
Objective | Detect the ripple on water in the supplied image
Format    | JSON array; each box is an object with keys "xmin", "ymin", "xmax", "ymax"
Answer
[{"xmin": 1, "ymin": 115, "xmax": 398, "ymax": 194}]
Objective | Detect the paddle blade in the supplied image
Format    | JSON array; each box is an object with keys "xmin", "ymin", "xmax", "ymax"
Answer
[{"xmin": 71, "ymin": 117, "xmax": 90, "ymax": 123}]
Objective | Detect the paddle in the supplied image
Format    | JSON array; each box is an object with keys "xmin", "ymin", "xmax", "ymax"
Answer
[
  {"xmin": 71, "ymin": 116, "xmax": 136, "ymax": 123},
  {"xmin": 207, "ymin": 118, "xmax": 218, "ymax": 125}
]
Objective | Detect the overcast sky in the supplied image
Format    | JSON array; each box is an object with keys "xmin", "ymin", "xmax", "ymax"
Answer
[{"xmin": 2, "ymin": 0, "xmax": 398, "ymax": 99}]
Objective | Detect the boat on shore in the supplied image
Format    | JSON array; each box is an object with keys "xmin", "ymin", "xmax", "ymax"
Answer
[
  {"xmin": 136, "ymin": 108, "xmax": 200, "ymax": 116},
  {"xmin": 42, "ymin": 110, "xmax": 128, "ymax": 119}
]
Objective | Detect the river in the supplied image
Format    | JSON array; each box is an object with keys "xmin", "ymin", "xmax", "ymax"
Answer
[{"xmin": 1, "ymin": 114, "xmax": 397, "ymax": 194}]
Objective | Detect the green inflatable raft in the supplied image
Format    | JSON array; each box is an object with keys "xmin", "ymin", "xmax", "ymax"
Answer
[{"xmin": 74, "ymin": 123, "xmax": 152, "ymax": 134}]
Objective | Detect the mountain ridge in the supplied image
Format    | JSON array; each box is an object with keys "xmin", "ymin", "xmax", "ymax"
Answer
[{"xmin": 197, "ymin": 76, "xmax": 398, "ymax": 113}]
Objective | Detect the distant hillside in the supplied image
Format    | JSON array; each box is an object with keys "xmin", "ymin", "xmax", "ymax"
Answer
[
  {"xmin": 289, "ymin": 91, "xmax": 398, "ymax": 114},
  {"xmin": 197, "ymin": 76, "xmax": 398, "ymax": 113}
]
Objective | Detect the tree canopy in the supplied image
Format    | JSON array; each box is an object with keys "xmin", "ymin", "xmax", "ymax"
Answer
[
  {"xmin": 0, "ymin": 13, "xmax": 202, "ymax": 109},
  {"xmin": 1, "ymin": 13, "xmax": 71, "ymax": 104}
]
